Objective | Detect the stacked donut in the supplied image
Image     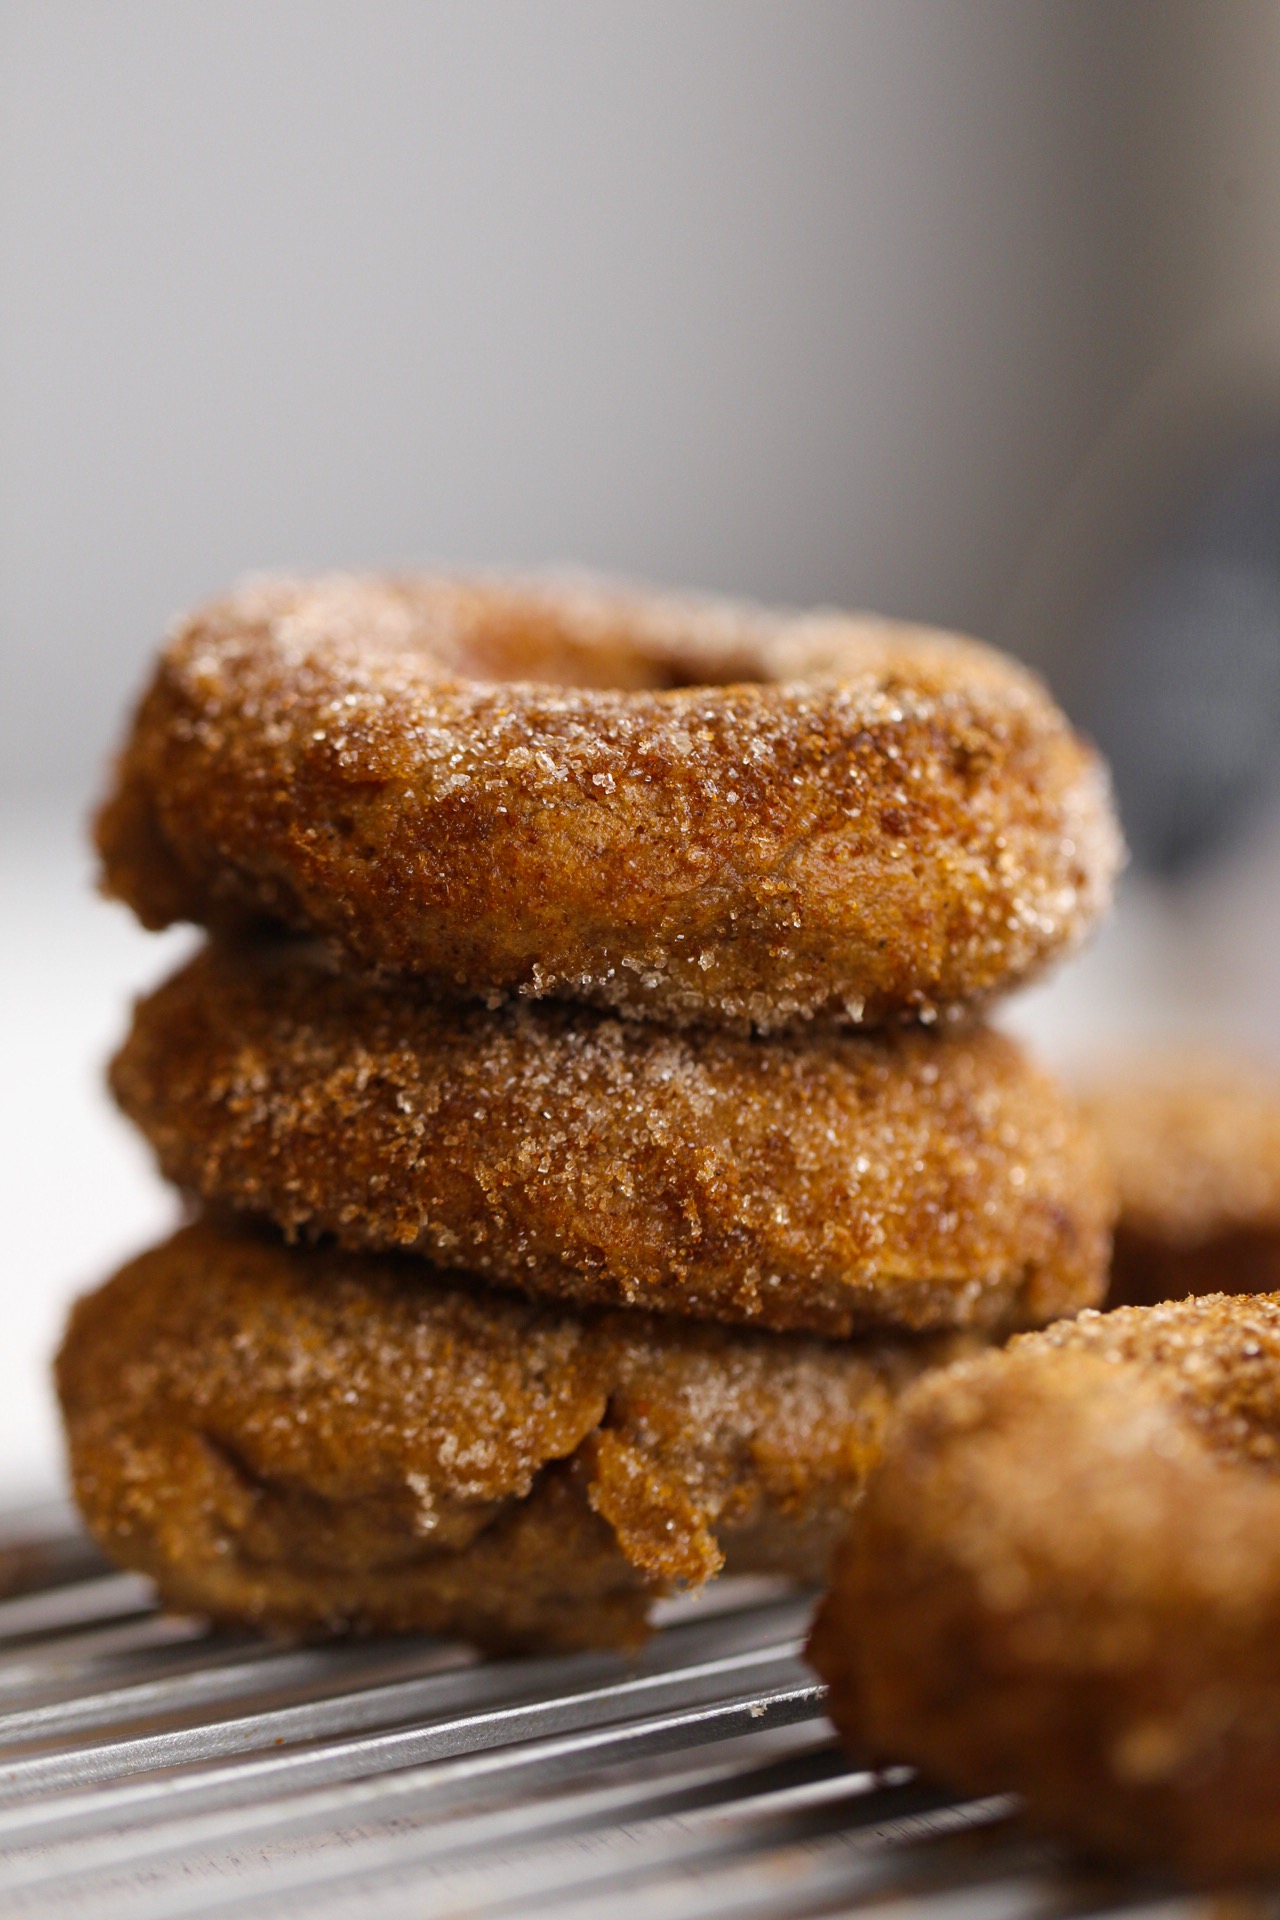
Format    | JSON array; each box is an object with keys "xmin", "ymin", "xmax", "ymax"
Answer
[{"xmin": 57, "ymin": 575, "xmax": 1121, "ymax": 1652}]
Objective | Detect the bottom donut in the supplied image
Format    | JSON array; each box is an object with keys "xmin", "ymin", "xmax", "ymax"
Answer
[
  {"xmin": 56, "ymin": 1220, "xmax": 975, "ymax": 1653},
  {"xmin": 808, "ymin": 1291, "xmax": 1280, "ymax": 1883}
]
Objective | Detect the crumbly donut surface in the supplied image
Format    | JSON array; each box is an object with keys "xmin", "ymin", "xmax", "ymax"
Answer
[
  {"xmin": 96, "ymin": 574, "xmax": 1121, "ymax": 1031},
  {"xmin": 808, "ymin": 1292, "xmax": 1280, "ymax": 1881},
  {"xmin": 57, "ymin": 1221, "xmax": 973, "ymax": 1651},
  {"xmin": 1082, "ymin": 1052, "xmax": 1280, "ymax": 1307},
  {"xmin": 110, "ymin": 941, "xmax": 1113, "ymax": 1336}
]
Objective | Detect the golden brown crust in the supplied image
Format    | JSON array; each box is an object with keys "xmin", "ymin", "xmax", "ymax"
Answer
[
  {"xmin": 95, "ymin": 574, "xmax": 1121, "ymax": 1032},
  {"xmin": 808, "ymin": 1293, "xmax": 1280, "ymax": 1881},
  {"xmin": 110, "ymin": 941, "xmax": 1113, "ymax": 1336},
  {"xmin": 56, "ymin": 1221, "xmax": 972, "ymax": 1651},
  {"xmin": 1082, "ymin": 1052, "xmax": 1280, "ymax": 1307}
]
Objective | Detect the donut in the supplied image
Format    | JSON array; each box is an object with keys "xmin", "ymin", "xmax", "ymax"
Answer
[
  {"xmin": 808, "ymin": 1292, "xmax": 1280, "ymax": 1881},
  {"xmin": 95, "ymin": 574, "xmax": 1121, "ymax": 1031},
  {"xmin": 55, "ymin": 1220, "xmax": 976, "ymax": 1652},
  {"xmin": 109, "ymin": 940, "xmax": 1114, "ymax": 1336},
  {"xmin": 1082, "ymin": 1052, "xmax": 1280, "ymax": 1307}
]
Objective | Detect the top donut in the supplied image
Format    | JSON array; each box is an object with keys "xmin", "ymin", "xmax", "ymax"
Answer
[{"xmin": 96, "ymin": 574, "xmax": 1122, "ymax": 1030}]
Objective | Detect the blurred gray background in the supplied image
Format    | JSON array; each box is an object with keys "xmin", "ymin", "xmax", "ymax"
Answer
[
  {"xmin": 3, "ymin": 0, "xmax": 1104, "ymax": 804},
  {"xmin": 3, "ymin": 0, "xmax": 1280, "ymax": 1493},
  {"xmin": 8, "ymin": 0, "xmax": 1277, "ymax": 814}
]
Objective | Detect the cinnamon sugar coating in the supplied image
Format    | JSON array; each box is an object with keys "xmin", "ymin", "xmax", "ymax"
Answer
[
  {"xmin": 95, "ymin": 574, "xmax": 1121, "ymax": 1031},
  {"xmin": 110, "ymin": 941, "xmax": 1113, "ymax": 1336},
  {"xmin": 1083, "ymin": 1052, "xmax": 1280, "ymax": 1307},
  {"xmin": 56, "ymin": 1221, "xmax": 974, "ymax": 1652},
  {"xmin": 809, "ymin": 1292, "xmax": 1280, "ymax": 1881}
]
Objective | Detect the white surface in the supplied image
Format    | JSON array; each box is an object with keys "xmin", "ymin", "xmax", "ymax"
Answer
[
  {"xmin": 4, "ymin": 796, "xmax": 1279, "ymax": 1503},
  {"xmin": 1, "ymin": 0, "xmax": 1121, "ymax": 802},
  {"xmin": 1003, "ymin": 791, "xmax": 1280, "ymax": 1075},
  {"xmin": 0, "ymin": 803, "xmax": 192, "ymax": 1501}
]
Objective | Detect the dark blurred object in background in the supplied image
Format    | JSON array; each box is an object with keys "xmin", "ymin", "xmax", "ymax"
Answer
[
  {"xmin": 1077, "ymin": 446, "xmax": 1280, "ymax": 876},
  {"xmin": 994, "ymin": 0, "xmax": 1280, "ymax": 879}
]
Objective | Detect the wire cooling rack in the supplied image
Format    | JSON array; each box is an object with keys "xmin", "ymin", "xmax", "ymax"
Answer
[{"xmin": 0, "ymin": 1501, "xmax": 1239, "ymax": 1919}]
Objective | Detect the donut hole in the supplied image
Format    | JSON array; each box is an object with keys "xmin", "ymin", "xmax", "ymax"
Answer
[
  {"xmin": 419, "ymin": 586, "xmax": 769, "ymax": 692},
  {"xmin": 451, "ymin": 623, "xmax": 760, "ymax": 694}
]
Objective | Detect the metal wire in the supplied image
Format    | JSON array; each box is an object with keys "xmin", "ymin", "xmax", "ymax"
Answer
[{"xmin": 0, "ymin": 1502, "xmax": 1219, "ymax": 1919}]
